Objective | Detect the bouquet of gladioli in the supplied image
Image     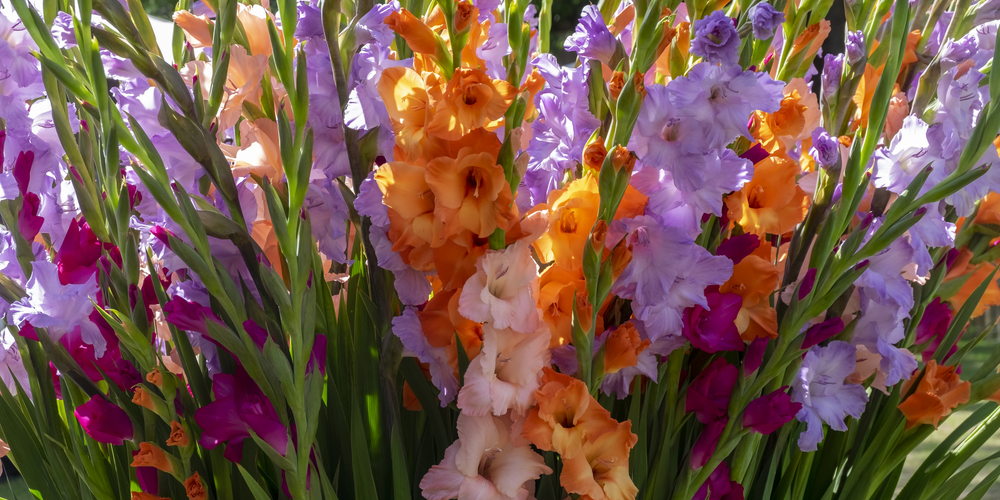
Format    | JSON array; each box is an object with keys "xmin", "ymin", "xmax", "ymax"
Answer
[{"xmin": 3, "ymin": 0, "xmax": 1000, "ymax": 497}]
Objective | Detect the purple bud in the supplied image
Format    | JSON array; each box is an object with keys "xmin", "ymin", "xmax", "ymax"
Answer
[
  {"xmin": 750, "ymin": 2, "xmax": 785, "ymax": 40},
  {"xmin": 80, "ymin": 119, "xmax": 90, "ymax": 132},
  {"xmin": 809, "ymin": 128, "xmax": 840, "ymax": 167},
  {"xmin": 743, "ymin": 387, "xmax": 801, "ymax": 434},
  {"xmin": 802, "ymin": 317, "xmax": 843, "ymax": 349},
  {"xmin": 691, "ymin": 10, "xmax": 741, "ymax": 66},
  {"xmin": 846, "ymin": 31, "xmax": 866, "ymax": 65},
  {"xmin": 822, "ymin": 53, "xmax": 844, "ymax": 99},
  {"xmin": 798, "ymin": 268, "xmax": 817, "ymax": 300},
  {"xmin": 856, "ymin": 259, "xmax": 870, "ymax": 269},
  {"xmin": 151, "ymin": 225, "xmax": 172, "ymax": 249},
  {"xmin": 691, "ymin": 417, "xmax": 727, "ymax": 469},
  {"xmin": 744, "ymin": 337, "xmax": 768, "ymax": 376},
  {"xmin": 915, "ymin": 206, "xmax": 928, "ymax": 217}
]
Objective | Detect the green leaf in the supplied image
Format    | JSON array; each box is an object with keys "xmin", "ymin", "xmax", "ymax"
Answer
[
  {"xmin": 236, "ymin": 464, "xmax": 273, "ymax": 500},
  {"xmin": 391, "ymin": 423, "xmax": 412, "ymax": 500},
  {"xmin": 351, "ymin": 390, "xmax": 380, "ymax": 500}
]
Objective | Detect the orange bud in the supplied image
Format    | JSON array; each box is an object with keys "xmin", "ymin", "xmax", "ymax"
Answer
[
  {"xmin": 132, "ymin": 493, "xmax": 170, "ymax": 500},
  {"xmin": 146, "ymin": 367, "xmax": 163, "ymax": 387},
  {"xmin": 185, "ymin": 472, "xmax": 208, "ymax": 500},
  {"xmin": 575, "ymin": 293, "xmax": 594, "ymax": 334},
  {"xmin": 132, "ymin": 387, "xmax": 156, "ymax": 411},
  {"xmin": 167, "ymin": 421, "xmax": 190, "ymax": 447},
  {"xmin": 839, "ymin": 135, "xmax": 852, "ymax": 148},
  {"xmin": 584, "ymin": 140, "xmax": 608, "ymax": 170},
  {"xmin": 590, "ymin": 220, "xmax": 608, "ymax": 252},
  {"xmin": 131, "ymin": 442, "xmax": 174, "ymax": 473},
  {"xmin": 611, "ymin": 146, "xmax": 635, "ymax": 175},
  {"xmin": 609, "ymin": 71, "xmax": 626, "ymax": 101},
  {"xmin": 633, "ymin": 71, "xmax": 646, "ymax": 98},
  {"xmin": 385, "ymin": 10, "xmax": 440, "ymax": 57},
  {"xmin": 610, "ymin": 242, "xmax": 633, "ymax": 279},
  {"xmin": 455, "ymin": 0, "xmax": 474, "ymax": 32}
]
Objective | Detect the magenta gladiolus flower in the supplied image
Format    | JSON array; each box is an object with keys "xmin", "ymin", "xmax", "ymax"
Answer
[
  {"xmin": 694, "ymin": 462, "xmax": 744, "ymax": 500},
  {"xmin": 744, "ymin": 337, "xmax": 768, "ymax": 376},
  {"xmin": 915, "ymin": 297, "xmax": 955, "ymax": 363},
  {"xmin": 802, "ymin": 317, "xmax": 844, "ymax": 349},
  {"xmin": 686, "ymin": 358, "xmax": 738, "ymax": 423},
  {"xmin": 54, "ymin": 219, "xmax": 103, "ymax": 285},
  {"xmin": 194, "ymin": 369, "xmax": 289, "ymax": 461},
  {"xmin": 162, "ymin": 296, "xmax": 223, "ymax": 336},
  {"xmin": 743, "ymin": 387, "xmax": 802, "ymax": 434},
  {"xmin": 691, "ymin": 417, "xmax": 727, "ymax": 469},
  {"xmin": 74, "ymin": 395, "xmax": 134, "ymax": 445},
  {"xmin": 683, "ymin": 292, "xmax": 745, "ymax": 353}
]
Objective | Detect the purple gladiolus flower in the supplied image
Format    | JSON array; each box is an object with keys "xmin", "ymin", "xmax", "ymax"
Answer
[
  {"xmin": 564, "ymin": 5, "xmax": 616, "ymax": 64},
  {"xmin": 802, "ymin": 317, "xmax": 844, "ymax": 349},
  {"xmin": 822, "ymin": 53, "xmax": 844, "ymax": 99},
  {"xmin": 810, "ymin": 128, "xmax": 840, "ymax": 167},
  {"xmin": 683, "ymin": 292, "xmax": 745, "ymax": 353},
  {"xmin": 743, "ymin": 387, "xmax": 802, "ymax": 434},
  {"xmin": 690, "ymin": 10, "xmax": 740, "ymax": 66},
  {"xmin": 793, "ymin": 341, "xmax": 869, "ymax": 451},
  {"xmin": 744, "ymin": 337, "xmax": 768, "ymax": 376},
  {"xmin": 75, "ymin": 396, "xmax": 134, "ymax": 445},
  {"xmin": 691, "ymin": 417, "xmax": 727, "ymax": 469},
  {"xmin": 750, "ymin": 2, "xmax": 784, "ymax": 40},
  {"xmin": 686, "ymin": 358, "xmax": 738, "ymax": 424},
  {"xmin": 915, "ymin": 297, "xmax": 955, "ymax": 363},
  {"xmin": 874, "ymin": 115, "xmax": 934, "ymax": 195},
  {"xmin": 846, "ymin": 30, "xmax": 866, "ymax": 65},
  {"xmin": 694, "ymin": 462, "xmax": 744, "ymax": 500},
  {"xmin": 195, "ymin": 369, "xmax": 289, "ymax": 460}
]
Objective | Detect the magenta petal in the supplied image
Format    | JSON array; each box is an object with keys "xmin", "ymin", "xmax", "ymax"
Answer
[
  {"xmin": 686, "ymin": 358, "xmax": 738, "ymax": 423},
  {"xmin": 18, "ymin": 192, "xmax": 43, "ymax": 241},
  {"xmin": 715, "ymin": 234, "xmax": 761, "ymax": 264},
  {"xmin": 684, "ymin": 293, "xmax": 745, "ymax": 354},
  {"xmin": 743, "ymin": 387, "xmax": 801, "ymax": 434},
  {"xmin": 194, "ymin": 396, "xmax": 249, "ymax": 450},
  {"xmin": 74, "ymin": 396, "xmax": 134, "ymax": 445},
  {"xmin": 798, "ymin": 268, "xmax": 817, "ymax": 300},
  {"xmin": 691, "ymin": 417, "xmax": 727, "ymax": 469},
  {"xmin": 132, "ymin": 450, "xmax": 159, "ymax": 493},
  {"xmin": 13, "ymin": 150, "xmax": 34, "ymax": 196},
  {"xmin": 744, "ymin": 337, "xmax": 767, "ymax": 376},
  {"xmin": 802, "ymin": 317, "xmax": 844, "ymax": 350}
]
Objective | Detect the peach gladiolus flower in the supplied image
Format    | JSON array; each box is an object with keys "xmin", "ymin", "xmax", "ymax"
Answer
[
  {"xmin": 755, "ymin": 78, "xmax": 820, "ymax": 154},
  {"xmin": 430, "ymin": 233, "xmax": 489, "ymax": 290},
  {"xmin": 218, "ymin": 46, "xmax": 268, "ymax": 131},
  {"xmin": 457, "ymin": 324, "xmax": 551, "ymax": 416},
  {"xmin": 231, "ymin": 118, "xmax": 283, "ymax": 179},
  {"xmin": 131, "ymin": 442, "xmax": 174, "ymax": 473},
  {"xmin": 898, "ymin": 360, "xmax": 970, "ymax": 429},
  {"xmin": 420, "ymin": 413, "xmax": 552, "ymax": 500},
  {"xmin": 425, "ymin": 149, "xmax": 515, "ymax": 238},
  {"xmin": 236, "ymin": 4, "xmax": 275, "ymax": 57},
  {"xmin": 538, "ymin": 264, "xmax": 587, "ymax": 347},
  {"xmin": 458, "ymin": 239, "xmax": 540, "ymax": 333},
  {"xmin": 378, "ymin": 66, "xmax": 431, "ymax": 160},
  {"xmin": 884, "ymin": 89, "xmax": 909, "ymax": 141},
  {"xmin": 560, "ymin": 419, "xmax": 639, "ymax": 500},
  {"xmin": 726, "ymin": 154, "xmax": 809, "ymax": 236},
  {"xmin": 603, "ymin": 322, "xmax": 650, "ymax": 374},
  {"xmin": 172, "ymin": 11, "xmax": 213, "ymax": 48},
  {"xmin": 427, "ymin": 68, "xmax": 516, "ymax": 140},
  {"xmin": 524, "ymin": 367, "xmax": 619, "ymax": 459}
]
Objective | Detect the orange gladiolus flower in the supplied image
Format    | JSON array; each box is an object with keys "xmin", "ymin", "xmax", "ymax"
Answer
[
  {"xmin": 424, "ymin": 150, "xmax": 515, "ymax": 238},
  {"xmin": 131, "ymin": 442, "xmax": 174, "ymax": 473},
  {"xmin": 754, "ymin": 78, "xmax": 820, "ymax": 154},
  {"xmin": 719, "ymin": 239, "xmax": 779, "ymax": 340},
  {"xmin": 603, "ymin": 322, "xmax": 650, "ymax": 374},
  {"xmin": 523, "ymin": 368, "xmax": 620, "ymax": 459},
  {"xmin": 789, "ymin": 20, "xmax": 831, "ymax": 64},
  {"xmin": 538, "ymin": 264, "xmax": 587, "ymax": 348},
  {"xmin": 430, "ymin": 232, "xmax": 489, "ymax": 290},
  {"xmin": 132, "ymin": 493, "xmax": 170, "ymax": 500},
  {"xmin": 974, "ymin": 192, "xmax": 1000, "ymax": 226},
  {"xmin": 726, "ymin": 154, "xmax": 809, "ymax": 236},
  {"xmin": 852, "ymin": 64, "xmax": 884, "ymax": 129},
  {"xmin": 898, "ymin": 360, "xmax": 970, "ymax": 429},
  {"xmin": 535, "ymin": 174, "xmax": 602, "ymax": 270},
  {"xmin": 146, "ymin": 367, "xmax": 163, "ymax": 387},
  {"xmin": 375, "ymin": 160, "xmax": 444, "ymax": 250},
  {"xmin": 379, "ymin": 66, "xmax": 432, "ymax": 160},
  {"xmin": 185, "ymin": 472, "xmax": 208, "ymax": 500},
  {"xmin": 385, "ymin": 9, "xmax": 443, "ymax": 59},
  {"xmin": 167, "ymin": 421, "xmax": 190, "ymax": 447},
  {"xmin": 418, "ymin": 288, "xmax": 484, "ymax": 359},
  {"xmin": 947, "ymin": 263, "xmax": 1000, "ymax": 318},
  {"xmin": 427, "ymin": 68, "xmax": 516, "ymax": 140},
  {"xmin": 560, "ymin": 419, "xmax": 639, "ymax": 500}
]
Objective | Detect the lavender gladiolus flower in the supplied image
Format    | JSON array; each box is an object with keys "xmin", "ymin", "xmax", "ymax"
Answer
[
  {"xmin": 822, "ymin": 53, "xmax": 844, "ymax": 99},
  {"xmin": 846, "ymin": 30, "xmax": 865, "ymax": 65},
  {"xmin": 564, "ymin": 5, "xmax": 616, "ymax": 64},
  {"xmin": 793, "ymin": 341, "xmax": 869, "ymax": 451},
  {"xmin": 392, "ymin": 308, "xmax": 459, "ymax": 405},
  {"xmin": 750, "ymin": 3, "xmax": 784, "ymax": 40},
  {"xmin": 810, "ymin": 128, "xmax": 839, "ymax": 167},
  {"xmin": 690, "ymin": 10, "xmax": 741, "ymax": 66}
]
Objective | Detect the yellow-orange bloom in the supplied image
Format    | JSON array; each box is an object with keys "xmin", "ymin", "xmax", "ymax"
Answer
[
  {"xmin": 146, "ymin": 368, "xmax": 163, "ymax": 387},
  {"xmin": 538, "ymin": 264, "xmax": 587, "ymax": 348},
  {"xmin": 898, "ymin": 360, "xmax": 970, "ymax": 429},
  {"xmin": 523, "ymin": 368, "xmax": 620, "ymax": 459},
  {"xmin": 755, "ymin": 78, "xmax": 820, "ymax": 154},
  {"xmin": 424, "ymin": 150, "xmax": 515, "ymax": 238},
  {"xmin": 560, "ymin": 419, "xmax": 639, "ymax": 500},
  {"xmin": 973, "ymin": 192, "xmax": 1000, "ymax": 226},
  {"xmin": 603, "ymin": 322, "xmax": 650, "ymax": 374},
  {"xmin": 726, "ymin": 154, "xmax": 809, "ymax": 236},
  {"xmin": 427, "ymin": 68, "xmax": 516, "ymax": 140},
  {"xmin": 946, "ymin": 262, "xmax": 1000, "ymax": 318},
  {"xmin": 131, "ymin": 442, "xmax": 174, "ymax": 473},
  {"xmin": 534, "ymin": 174, "xmax": 602, "ymax": 270},
  {"xmin": 378, "ymin": 66, "xmax": 432, "ymax": 160}
]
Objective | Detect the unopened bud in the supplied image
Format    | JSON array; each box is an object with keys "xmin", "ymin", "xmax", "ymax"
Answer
[
  {"xmin": 633, "ymin": 71, "xmax": 646, "ymax": 98},
  {"xmin": 590, "ymin": 220, "xmax": 608, "ymax": 251},
  {"xmin": 610, "ymin": 242, "xmax": 633, "ymax": 279},
  {"xmin": 455, "ymin": 0, "xmax": 474, "ymax": 32},
  {"xmin": 611, "ymin": 146, "xmax": 636, "ymax": 175},
  {"xmin": 584, "ymin": 139, "xmax": 608, "ymax": 170},
  {"xmin": 609, "ymin": 71, "xmax": 626, "ymax": 101},
  {"xmin": 575, "ymin": 294, "xmax": 593, "ymax": 333}
]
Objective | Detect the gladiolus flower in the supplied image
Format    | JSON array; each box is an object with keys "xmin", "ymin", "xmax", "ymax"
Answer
[
  {"xmin": 691, "ymin": 417, "xmax": 727, "ymax": 469},
  {"xmin": 560, "ymin": 419, "xmax": 639, "ymax": 500},
  {"xmin": 424, "ymin": 149, "xmax": 515, "ymax": 238},
  {"xmin": 378, "ymin": 66, "xmax": 432, "ymax": 160},
  {"xmin": 726, "ymin": 154, "xmax": 809, "ymax": 237},
  {"xmin": 185, "ymin": 472, "xmax": 208, "ymax": 500},
  {"xmin": 693, "ymin": 462, "xmax": 744, "ymax": 500},
  {"xmin": 427, "ymin": 68, "xmax": 516, "ymax": 140},
  {"xmin": 420, "ymin": 413, "xmax": 551, "ymax": 500},
  {"xmin": 793, "ymin": 342, "xmax": 868, "ymax": 451},
  {"xmin": 754, "ymin": 79, "xmax": 820, "ymax": 155},
  {"xmin": 683, "ymin": 292, "xmax": 745, "ymax": 353},
  {"xmin": 131, "ymin": 442, "xmax": 174, "ymax": 473},
  {"xmin": 385, "ymin": 10, "xmax": 443, "ymax": 59},
  {"xmin": 743, "ymin": 387, "xmax": 802, "ymax": 434},
  {"xmin": 75, "ymin": 395, "xmax": 134, "ymax": 445},
  {"xmin": 194, "ymin": 369, "xmax": 289, "ymax": 461},
  {"xmin": 458, "ymin": 239, "xmax": 540, "ymax": 333},
  {"xmin": 457, "ymin": 323, "xmax": 551, "ymax": 416},
  {"xmin": 914, "ymin": 298, "xmax": 954, "ymax": 363},
  {"xmin": 523, "ymin": 367, "xmax": 619, "ymax": 459},
  {"xmin": 717, "ymin": 234, "xmax": 779, "ymax": 340},
  {"xmin": 690, "ymin": 10, "xmax": 740, "ymax": 66},
  {"xmin": 686, "ymin": 358, "xmax": 738, "ymax": 424},
  {"xmin": 132, "ymin": 387, "xmax": 156, "ymax": 412},
  {"xmin": 132, "ymin": 493, "xmax": 170, "ymax": 500},
  {"xmin": 898, "ymin": 360, "xmax": 970, "ymax": 429},
  {"xmin": 537, "ymin": 264, "xmax": 587, "ymax": 347},
  {"xmin": 584, "ymin": 140, "xmax": 608, "ymax": 170},
  {"xmin": 603, "ymin": 322, "xmax": 651, "ymax": 374}
]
